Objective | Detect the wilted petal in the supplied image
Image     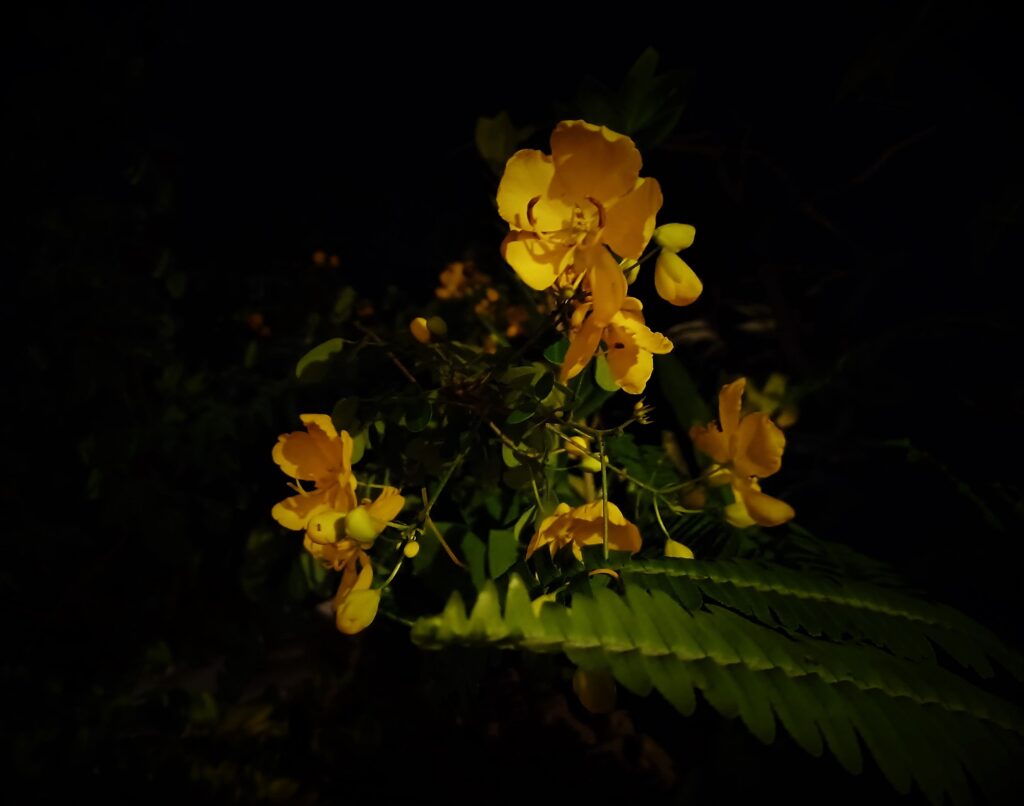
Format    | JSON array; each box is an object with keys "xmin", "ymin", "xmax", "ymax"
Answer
[
  {"xmin": 603, "ymin": 177, "xmax": 662, "ymax": 259},
  {"xmin": 550, "ymin": 120, "xmax": 642, "ymax": 203}
]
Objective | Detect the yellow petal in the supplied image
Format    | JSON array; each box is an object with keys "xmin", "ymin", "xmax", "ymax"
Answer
[
  {"xmin": 605, "ymin": 330, "xmax": 653, "ymax": 394},
  {"xmin": 344, "ymin": 506, "xmax": 381, "ymax": 544},
  {"xmin": 336, "ymin": 588, "xmax": 380, "ymax": 634},
  {"xmin": 526, "ymin": 504, "xmax": 572, "ymax": 560},
  {"xmin": 496, "ymin": 149, "xmax": 557, "ymax": 230},
  {"xmin": 653, "ymin": 223, "xmax": 696, "ymax": 253},
  {"xmin": 602, "ymin": 177, "xmax": 663, "ymax": 259},
  {"xmin": 560, "ymin": 315, "xmax": 603, "ymax": 383},
  {"xmin": 549, "ymin": 120, "xmax": 642, "ymax": 203},
  {"xmin": 272, "ymin": 425, "xmax": 343, "ymax": 482},
  {"xmin": 733, "ymin": 413, "xmax": 786, "ymax": 479},
  {"xmin": 501, "ymin": 232, "xmax": 571, "ymax": 290},
  {"xmin": 689, "ymin": 424, "xmax": 730, "ymax": 465},
  {"xmin": 367, "ymin": 486, "xmax": 405, "ymax": 524},
  {"xmin": 586, "ymin": 246, "xmax": 627, "ymax": 327},
  {"xmin": 665, "ymin": 538, "xmax": 695, "ymax": 559},
  {"xmin": 569, "ymin": 501, "xmax": 642, "ymax": 554},
  {"xmin": 654, "ymin": 251, "xmax": 703, "ymax": 306},
  {"xmin": 734, "ymin": 478, "xmax": 794, "ymax": 527},
  {"xmin": 271, "ymin": 488, "xmax": 329, "ymax": 531},
  {"xmin": 718, "ymin": 378, "xmax": 746, "ymax": 440},
  {"xmin": 612, "ymin": 311, "xmax": 673, "ymax": 355}
]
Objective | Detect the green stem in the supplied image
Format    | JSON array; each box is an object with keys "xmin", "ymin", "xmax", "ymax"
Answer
[{"xmin": 599, "ymin": 432, "xmax": 609, "ymax": 561}]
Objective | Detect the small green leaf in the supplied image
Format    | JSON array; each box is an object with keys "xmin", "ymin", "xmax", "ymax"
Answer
[
  {"xmin": 296, "ymin": 338, "xmax": 344, "ymax": 383},
  {"xmin": 402, "ymin": 397, "xmax": 433, "ymax": 433},
  {"xmin": 594, "ymin": 354, "xmax": 619, "ymax": 392},
  {"xmin": 488, "ymin": 529, "xmax": 519, "ymax": 579},
  {"xmin": 656, "ymin": 354, "xmax": 710, "ymax": 430},
  {"xmin": 331, "ymin": 397, "xmax": 360, "ymax": 432},
  {"xmin": 543, "ymin": 338, "xmax": 569, "ymax": 365},
  {"xmin": 507, "ymin": 407, "xmax": 535, "ymax": 425}
]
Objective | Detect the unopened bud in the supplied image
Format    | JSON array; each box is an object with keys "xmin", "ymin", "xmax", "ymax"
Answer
[
  {"xmin": 410, "ymin": 317, "xmax": 431, "ymax": 344},
  {"xmin": 653, "ymin": 223, "xmax": 696, "ymax": 253}
]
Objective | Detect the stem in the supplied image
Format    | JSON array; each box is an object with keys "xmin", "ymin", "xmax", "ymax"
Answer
[{"xmin": 599, "ymin": 432, "xmax": 609, "ymax": 561}]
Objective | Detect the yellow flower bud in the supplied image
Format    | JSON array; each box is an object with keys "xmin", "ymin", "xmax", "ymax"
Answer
[
  {"xmin": 572, "ymin": 667, "xmax": 617, "ymax": 714},
  {"xmin": 336, "ymin": 588, "xmax": 380, "ymax": 634},
  {"xmin": 426, "ymin": 316, "xmax": 448, "ymax": 338},
  {"xmin": 681, "ymin": 487, "xmax": 707, "ymax": 509},
  {"xmin": 624, "ymin": 263, "xmax": 640, "ymax": 284},
  {"xmin": 344, "ymin": 505, "xmax": 385, "ymax": 545},
  {"xmin": 403, "ymin": 540, "xmax": 420, "ymax": 559},
  {"xmin": 653, "ymin": 223, "xmax": 696, "ymax": 253},
  {"xmin": 665, "ymin": 538, "xmax": 695, "ymax": 559},
  {"xmin": 410, "ymin": 317, "xmax": 431, "ymax": 344},
  {"xmin": 305, "ymin": 510, "xmax": 345, "ymax": 545},
  {"xmin": 654, "ymin": 250, "xmax": 703, "ymax": 307}
]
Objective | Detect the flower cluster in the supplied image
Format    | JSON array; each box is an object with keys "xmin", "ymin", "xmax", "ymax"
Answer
[
  {"xmin": 496, "ymin": 120, "xmax": 702, "ymax": 394},
  {"xmin": 690, "ymin": 379, "xmax": 795, "ymax": 528},
  {"xmin": 271, "ymin": 415, "xmax": 405, "ymax": 633}
]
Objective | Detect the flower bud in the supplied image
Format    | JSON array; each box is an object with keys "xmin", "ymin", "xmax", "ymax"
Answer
[
  {"xmin": 572, "ymin": 668, "xmax": 617, "ymax": 714},
  {"xmin": 653, "ymin": 223, "xmax": 696, "ymax": 253},
  {"xmin": 344, "ymin": 505, "xmax": 385, "ymax": 545},
  {"xmin": 336, "ymin": 588, "xmax": 380, "ymax": 634},
  {"xmin": 410, "ymin": 317, "xmax": 431, "ymax": 344},
  {"xmin": 654, "ymin": 250, "xmax": 703, "ymax": 307},
  {"xmin": 403, "ymin": 540, "xmax": 420, "ymax": 559},
  {"xmin": 426, "ymin": 316, "xmax": 448, "ymax": 338}
]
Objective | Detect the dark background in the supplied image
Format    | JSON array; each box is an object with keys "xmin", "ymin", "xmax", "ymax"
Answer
[{"xmin": 5, "ymin": 4, "xmax": 1023, "ymax": 802}]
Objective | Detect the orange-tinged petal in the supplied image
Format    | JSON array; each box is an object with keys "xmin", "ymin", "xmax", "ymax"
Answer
[
  {"xmin": 560, "ymin": 315, "xmax": 603, "ymax": 383},
  {"xmin": 654, "ymin": 251, "xmax": 703, "ymax": 306},
  {"xmin": 272, "ymin": 488, "xmax": 330, "ymax": 531},
  {"xmin": 496, "ymin": 149, "xmax": 556, "ymax": 230},
  {"xmin": 586, "ymin": 246, "xmax": 627, "ymax": 327},
  {"xmin": 570, "ymin": 501, "xmax": 642, "ymax": 553},
  {"xmin": 718, "ymin": 378, "xmax": 746, "ymax": 440},
  {"xmin": 549, "ymin": 120, "xmax": 642, "ymax": 203},
  {"xmin": 300, "ymin": 413, "xmax": 338, "ymax": 441},
  {"xmin": 733, "ymin": 413, "xmax": 786, "ymax": 479},
  {"xmin": 501, "ymin": 232, "xmax": 571, "ymax": 290},
  {"xmin": 689, "ymin": 423, "xmax": 730, "ymax": 465},
  {"xmin": 603, "ymin": 177, "xmax": 663, "ymax": 259}
]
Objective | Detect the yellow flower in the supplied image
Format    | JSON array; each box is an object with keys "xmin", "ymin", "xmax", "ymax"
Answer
[
  {"xmin": 526, "ymin": 500, "xmax": 642, "ymax": 561},
  {"xmin": 271, "ymin": 415, "xmax": 358, "ymax": 531},
  {"xmin": 303, "ymin": 486, "xmax": 404, "ymax": 560},
  {"xmin": 665, "ymin": 538, "xmax": 695, "ymax": 559},
  {"xmin": 436, "ymin": 260, "xmax": 489, "ymax": 300},
  {"xmin": 560, "ymin": 297, "xmax": 673, "ymax": 394},
  {"xmin": 689, "ymin": 378, "xmax": 795, "ymax": 528},
  {"xmin": 497, "ymin": 120, "xmax": 663, "ymax": 326}
]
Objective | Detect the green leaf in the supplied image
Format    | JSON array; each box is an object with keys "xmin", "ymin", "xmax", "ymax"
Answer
[
  {"xmin": 402, "ymin": 397, "xmax": 432, "ymax": 432},
  {"xmin": 330, "ymin": 286, "xmax": 357, "ymax": 325},
  {"xmin": 594, "ymin": 354, "xmax": 619, "ymax": 392},
  {"xmin": 331, "ymin": 397, "xmax": 360, "ymax": 433},
  {"xmin": 487, "ymin": 529, "xmax": 519, "ymax": 579},
  {"xmin": 460, "ymin": 530, "xmax": 487, "ymax": 590},
  {"xmin": 543, "ymin": 338, "xmax": 569, "ymax": 365},
  {"xmin": 296, "ymin": 338, "xmax": 344, "ymax": 383}
]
